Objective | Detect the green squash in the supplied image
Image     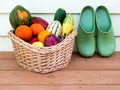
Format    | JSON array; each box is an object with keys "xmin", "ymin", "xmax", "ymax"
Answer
[{"xmin": 9, "ymin": 5, "xmax": 32, "ymax": 29}]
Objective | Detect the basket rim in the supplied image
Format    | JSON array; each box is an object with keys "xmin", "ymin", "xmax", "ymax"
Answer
[{"xmin": 8, "ymin": 29, "xmax": 77, "ymax": 54}]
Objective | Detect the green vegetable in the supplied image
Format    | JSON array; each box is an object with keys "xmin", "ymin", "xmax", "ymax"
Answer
[
  {"xmin": 9, "ymin": 5, "xmax": 32, "ymax": 29},
  {"xmin": 54, "ymin": 8, "xmax": 66, "ymax": 24},
  {"xmin": 47, "ymin": 20, "xmax": 62, "ymax": 37},
  {"xmin": 62, "ymin": 14, "xmax": 74, "ymax": 37}
]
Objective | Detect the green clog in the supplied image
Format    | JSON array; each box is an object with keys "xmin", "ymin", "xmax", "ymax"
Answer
[
  {"xmin": 76, "ymin": 6, "xmax": 96, "ymax": 57},
  {"xmin": 96, "ymin": 6, "xmax": 116, "ymax": 57}
]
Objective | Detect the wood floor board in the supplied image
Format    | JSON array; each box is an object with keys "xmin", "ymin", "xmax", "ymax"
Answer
[{"xmin": 0, "ymin": 52, "xmax": 120, "ymax": 90}]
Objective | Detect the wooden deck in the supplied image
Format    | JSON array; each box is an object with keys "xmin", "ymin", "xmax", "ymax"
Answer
[{"xmin": 0, "ymin": 52, "xmax": 120, "ymax": 90}]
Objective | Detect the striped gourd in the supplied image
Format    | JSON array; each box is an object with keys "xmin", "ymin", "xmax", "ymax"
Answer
[{"xmin": 47, "ymin": 20, "xmax": 61, "ymax": 37}]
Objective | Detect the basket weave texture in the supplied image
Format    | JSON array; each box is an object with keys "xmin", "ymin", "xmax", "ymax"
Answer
[{"xmin": 8, "ymin": 29, "xmax": 77, "ymax": 73}]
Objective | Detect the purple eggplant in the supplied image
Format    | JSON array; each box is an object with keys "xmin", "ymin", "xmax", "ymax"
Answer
[{"xmin": 31, "ymin": 17, "xmax": 48, "ymax": 29}]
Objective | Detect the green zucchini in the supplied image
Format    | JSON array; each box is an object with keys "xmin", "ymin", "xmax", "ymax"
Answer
[{"xmin": 54, "ymin": 8, "xmax": 66, "ymax": 24}]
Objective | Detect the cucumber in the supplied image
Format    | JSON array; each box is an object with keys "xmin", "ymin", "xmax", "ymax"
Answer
[{"xmin": 54, "ymin": 8, "xmax": 66, "ymax": 24}]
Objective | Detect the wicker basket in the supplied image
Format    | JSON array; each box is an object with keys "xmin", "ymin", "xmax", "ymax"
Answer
[{"xmin": 8, "ymin": 29, "xmax": 77, "ymax": 73}]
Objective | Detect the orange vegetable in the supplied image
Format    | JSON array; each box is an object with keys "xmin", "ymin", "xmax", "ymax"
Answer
[
  {"xmin": 30, "ymin": 23, "xmax": 45, "ymax": 35},
  {"xmin": 38, "ymin": 30, "xmax": 50, "ymax": 43},
  {"xmin": 15, "ymin": 25, "xmax": 32, "ymax": 41}
]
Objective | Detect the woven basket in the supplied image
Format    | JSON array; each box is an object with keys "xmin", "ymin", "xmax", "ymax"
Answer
[{"xmin": 8, "ymin": 29, "xmax": 77, "ymax": 73}]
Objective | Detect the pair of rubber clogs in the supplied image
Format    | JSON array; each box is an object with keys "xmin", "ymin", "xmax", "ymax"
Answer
[{"xmin": 76, "ymin": 6, "xmax": 116, "ymax": 57}]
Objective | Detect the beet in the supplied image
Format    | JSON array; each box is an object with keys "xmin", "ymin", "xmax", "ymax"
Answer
[
  {"xmin": 31, "ymin": 17, "xmax": 48, "ymax": 29},
  {"xmin": 45, "ymin": 34, "xmax": 61, "ymax": 46}
]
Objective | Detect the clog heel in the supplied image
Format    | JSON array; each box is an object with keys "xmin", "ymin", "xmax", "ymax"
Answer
[
  {"xmin": 76, "ymin": 6, "xmax": 95, "ymax": 57},
  {"xmin": 96, "ymin": 6, "xmax": 116, "ymax": 57}
]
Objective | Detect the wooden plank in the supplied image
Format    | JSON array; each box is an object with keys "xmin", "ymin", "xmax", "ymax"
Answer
[
  {"xmin": 0, "ymin": 0, "xmax": 120, "ymax": 13},
  {"xmin": 0, "ymin": 71, "xmax": 120, "ymax": 85},
  {"xmin": 1, "ymin": 14, "xmax": 120, "ymax": 51},
  {"xmin": 0, "ymin": 52, "xmax": 120, "ymax": 71},
  {"xmin": 0, "ymin": 85, "xmax": 120, "ymax": 90},
  {"xmin": 0, "ymin": 52, "xmax": 15, "ymax": 60},
  {"xmin": 0, "ymin": 52, "xmax": 22, "ymax": 70},
  {"xmin": 0, "ymin": 52, "xmax": 120, "ymax": 89},
  {"xmin": 66, "ymin": 52, "xmax": 120, "ymax": 70},
  {"xmin": 1, "ymin": 37, "xmax": 120, "ymax": 51},
  {"xmin": 0, "ymin": 60, "xmax": 22, "ymax": 71},
  {"xmin": 1, "ymin": 14, "xmax": 120, "ymax": 36}
]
